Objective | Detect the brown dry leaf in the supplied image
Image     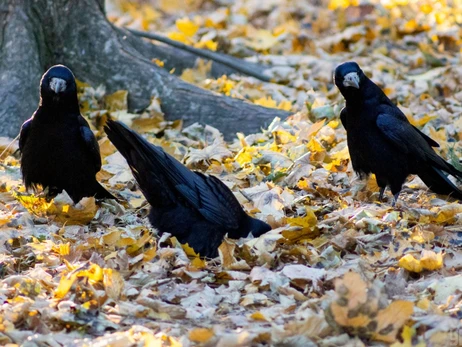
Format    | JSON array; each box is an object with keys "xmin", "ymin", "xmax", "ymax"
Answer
[
  {"xmin": 103, "ymin": 268, "xmax": 125, "ymax": 301},
  {"xmin": 104, "ymin": 90, "xmax": 128, "ymax": 111},
  {"xmin": 185, "ymin": 141, "xmax": 232, "ymax": 166},
  {"xmin": 373, "ymin": 301, "xmax": 414, "ymax": 343},
  {"xmin": 219, "ymin": 239, "xmax": 251, "ymax": 270},
  {"xmin": 49, "ymin": 196, "xmax": 98, "ymax": 225},
  {"xmin": 4, "ymin": 0, "xmax": 462, "ymax": 344},
  {"xmin": 329, "ymin": 272, "xmax": 413, "ymax": 343}
]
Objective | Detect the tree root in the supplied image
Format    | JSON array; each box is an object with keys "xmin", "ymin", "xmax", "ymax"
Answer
[{"xmin": 0, "ymin": 0, "xmax": 289, "ymax": 140}]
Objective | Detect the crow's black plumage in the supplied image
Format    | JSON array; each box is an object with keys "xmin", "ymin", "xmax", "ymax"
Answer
[
  {"xmin": 19, "ymin": 65, "xmax": 115, "ymax": 203},
  {"xmin": 334, "ymin": 61, "xmax": 462, "ymax": 204},
  {"xmin": 104, "ymin": 119, "xmax": 271, "ymax": 258}
]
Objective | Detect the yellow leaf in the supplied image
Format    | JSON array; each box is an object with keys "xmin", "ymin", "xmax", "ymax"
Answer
[
  {"xmin": 254, "ymin": 96, "xmax": 277, "ymax": 108},
  {"xmin": 366, "ymin": 174, "xmax": 381, "ymax": 193},
  {"xmin": 330, "ymin": 145, "xmax": 350, "ymax": 161},
  {"xmin": 433, "ymin": 203, "xmax": 462, "ymax": 224},
  {"xmin": 373, "ymin": 301, "xmax": 414, "ymax": 343},
  {"xmin": 143, "ymin": 246, "xmax": 157, "ymax": 262},
  {"xmin": 189, "ymin": 328, "xmax": 214, "ymax": 343},
  {"xmin": 190, "ymin": 257, "xmax": 207, "ymax": 269},
  {"xmin": 398, "ymin": 254, "xmax": 423, "ymax": 273},
  {"xmin": 328, "ymin": 0, "xmax": 359, "ymax": 10},
  {"xmin": 0, "ymin": 210, "xmax": 14, "ymax": 227},
  {"xmin": 105, "ymin": 90, "xmax": 128, "ymax": 112},
  {"xmin": 307, "ymin": 138, "xmax": 324, "ymax": 153},
  {"xmin": 324, "ymin": 158, "xmax": 348, "ymax": 172},
  {"xmin": 420, "ymin": 250, "xmax": 443, "ymax": 271},
  {"xmin": 272, "ymin": 129, "xmax": 297, "ymax": 144},
  {"xmin": 428, "ymin": 127, "xmax": 446, "ymax": 143},
  {"xmin": 176, "ymin": 17, "xmax": 199, "ymax": 37},
  {"xmin": 406, "ymin": 114, "xmax": 437, "ymax": 127},
  {"xmin": 416, "ymin": 298, "xmax": 430, "ymax": 310},
  {"xmin": 398, "ymin": 250, "xmax": 443, "ymax": 272},
  {"xmin": 58, "ymin": 243, "xmax": 70, "ymax": 256},
  {"xmin": 152, "ymin": 58, "xmax": 164, "ymax": 67},
  {"xmin": 15, "ymin": 193, "xmax": 52, "ymax": 216},
  {"xmin": 246, "ymin": 29, "xmax": 279, "ymax": 51},
  {"xmin": 235, "ymin": 147, "xmax": 258, "ymax": 166},
  {"xmin": 181, "ymin": 242, "xmax": 201, "ymax": 258},
  {"xmin": 391, "ymin": 325, "xmax": 425, "ymax": 347},
  {"xmin": 54, "ymin": 272, "xmax": 78, "ymax": 299},
  {"xmin": 195, "ymin": 40, "xmax": 218, "ymax": 51},
  {"xmin": 127, "ymin": 231, "xmax": 153, "ymax": 255},
  {"xmin": 250, "ymin": 311, "xmax": 268, "ymax": 321},
  {"xmin": 410, "ymin": 227, "xmax": 434, "ymax": 243},
  {"xmin": 307, "ymin": 138, "xmax": 326, "ymax": 162},
  {"xmin": 287, "ymin": 208, "xmax": 317, "ymax": 229},
  {"xmin": 167, "ymin": 32, "xmax": 191, "ymax": 44},
  {"xmin": 277, "ymin": 100, "xmax": 292, "ymax": 111},
  {"xmin": 78, "ymin": 264, "xmax": 104, "ymax": 284},
  {"xmin": 328, "ymin": 120, "xmax": 340, "ymax": 128}
]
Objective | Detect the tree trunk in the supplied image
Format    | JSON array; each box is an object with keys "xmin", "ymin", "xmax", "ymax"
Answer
[{"xmin": 0, "ymin": 0, "xmax": 289, "ymax": 140}]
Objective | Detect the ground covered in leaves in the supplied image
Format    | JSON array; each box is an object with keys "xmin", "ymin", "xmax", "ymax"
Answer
[{"xmin": 1, "ymin": 0, "xmax": 462, "ymax": 345}]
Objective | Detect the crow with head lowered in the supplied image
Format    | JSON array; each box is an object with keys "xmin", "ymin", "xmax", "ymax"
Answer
[
  {"xmin": 19, "ymin": 65, "xmax": 115, "ymax": 203},
  {"xmin": 104, "ymin": 119, "xmax": 271, "ymax": 258},
  {"xmin": 334, "ymin": 61, "xmax": 462, "ymax": 205}
]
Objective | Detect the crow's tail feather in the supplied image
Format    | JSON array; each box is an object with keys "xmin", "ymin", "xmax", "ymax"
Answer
[
  {"xmin": 104, "ymin": 119, "xmax": 167, "ymax": 205},
  {"xmin": 418, "ymin": 166, "xmax": 462, "ymax": 200},
  {"xmin": 94, "ymin": 182, "xmax": 116, "ymax": 200}
]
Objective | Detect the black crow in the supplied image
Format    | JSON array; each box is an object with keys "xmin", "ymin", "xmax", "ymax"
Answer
[
  {"xmin": 334, "ymin": 61, "xmax": 462, "ymax": 205},
  {"xmin": 104, "ymin": 119, "xmax": 271, "ymax": 258},
  {"xmin": 19, "ymin": 65, "xmax": 115, "ymax": 203}
]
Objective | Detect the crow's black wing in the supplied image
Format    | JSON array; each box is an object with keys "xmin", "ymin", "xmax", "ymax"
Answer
[
  {"xmin": 377, "ymin": 104, "xmax": 439, "ymax": 148},
  {"xmin": 154, "ymin": 150, "xmax": 241, "ymax": 229},
  {"xmin": 19, "ymin": 118, "xmax": 32, "ymax": 151},
  {"xmin": 376, "ymin": 112, "xmax": 427, "ymax": 157},
  {"xmin": 78, "ymin": 115, "xmax": 102, "ymax": 172},
  {"xmin": 105, "ymin": 120, "xmax": 242, "ymax": 228},
  {"xmin": 413, "ymin": 126, "xmax": 439, "ymax": 148},
  {"xmin": 188, "ymin": 172, "xmax": 243, "ymax": 228},
  {"xmin": 376, "ymin": 107, "xmax": 458, "ymax": 174}
]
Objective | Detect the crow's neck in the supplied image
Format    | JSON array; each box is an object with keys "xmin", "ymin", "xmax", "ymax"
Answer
[
  {"xmin": 344, "ymin": 78, "xmax": 386, "ymax": 109},
  {"xmin": 37, "ymin": 99, "xmax": 80, "ymax": 122},
  {"xmin": 39, "ymin": 96, "xmax": 80, "ymax": 114}
]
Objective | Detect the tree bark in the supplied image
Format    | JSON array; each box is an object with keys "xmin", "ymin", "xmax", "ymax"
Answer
[{"xmin": 0, "ymin": 0, "xmax": 289, "ymax": 140}]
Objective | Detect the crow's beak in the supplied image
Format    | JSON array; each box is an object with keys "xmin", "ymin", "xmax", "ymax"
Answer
[
  {"xmin": 49, "ymin": 77, "xmax": 67, "ymax": 94},
  {"xmin": 343, "ymin": 72, "xmax": 360, "ymax": 89}
]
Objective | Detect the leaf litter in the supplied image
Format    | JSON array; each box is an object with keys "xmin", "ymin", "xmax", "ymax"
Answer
[{"xmin": 1, "ymin": 0, "xmax": 462, "ymax": 345}]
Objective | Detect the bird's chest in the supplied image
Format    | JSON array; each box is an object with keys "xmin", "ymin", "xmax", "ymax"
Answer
[
  {"xmin": 22, "ymin": 120, "xmax": 85, "ymax": 171},
  {"xmin": 344, "ymin": 106, "xmax": 384, "ymax": 166}
]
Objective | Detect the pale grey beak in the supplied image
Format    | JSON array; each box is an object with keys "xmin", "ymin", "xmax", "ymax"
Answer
[
  {"xmin": 49, "ymin": 77, "xmax": 67, "ymax": 93},
  {"xmin": 343, "ymin": 72, "xmax": 360, "ymax": 89}
]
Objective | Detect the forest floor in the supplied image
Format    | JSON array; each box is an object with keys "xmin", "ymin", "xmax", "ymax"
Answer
[{"xmin": 1, "ymin": 0, "xmax": 462, "ymax": 346}]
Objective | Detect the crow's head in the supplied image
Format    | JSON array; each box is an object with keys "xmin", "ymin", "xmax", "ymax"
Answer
[
  {"xmin": 40, "ymin": 65, "xmax": 78, "ymax": 107},
  {"xmin": 334, "ymin": 62, "xmax": 365, "ymax": 96}
]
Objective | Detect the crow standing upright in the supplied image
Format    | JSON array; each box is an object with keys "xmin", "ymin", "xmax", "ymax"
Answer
[
  {"xmin": 334, "ymin": 61, "xmax": 462, "ymax": 205},
  {"xmin": 104, "ymin": 119, "xmax": 271, "ymax": 258},
  {"xmin": 19, "ymin": 65, "xmax": 115, "ymax": 203}
]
